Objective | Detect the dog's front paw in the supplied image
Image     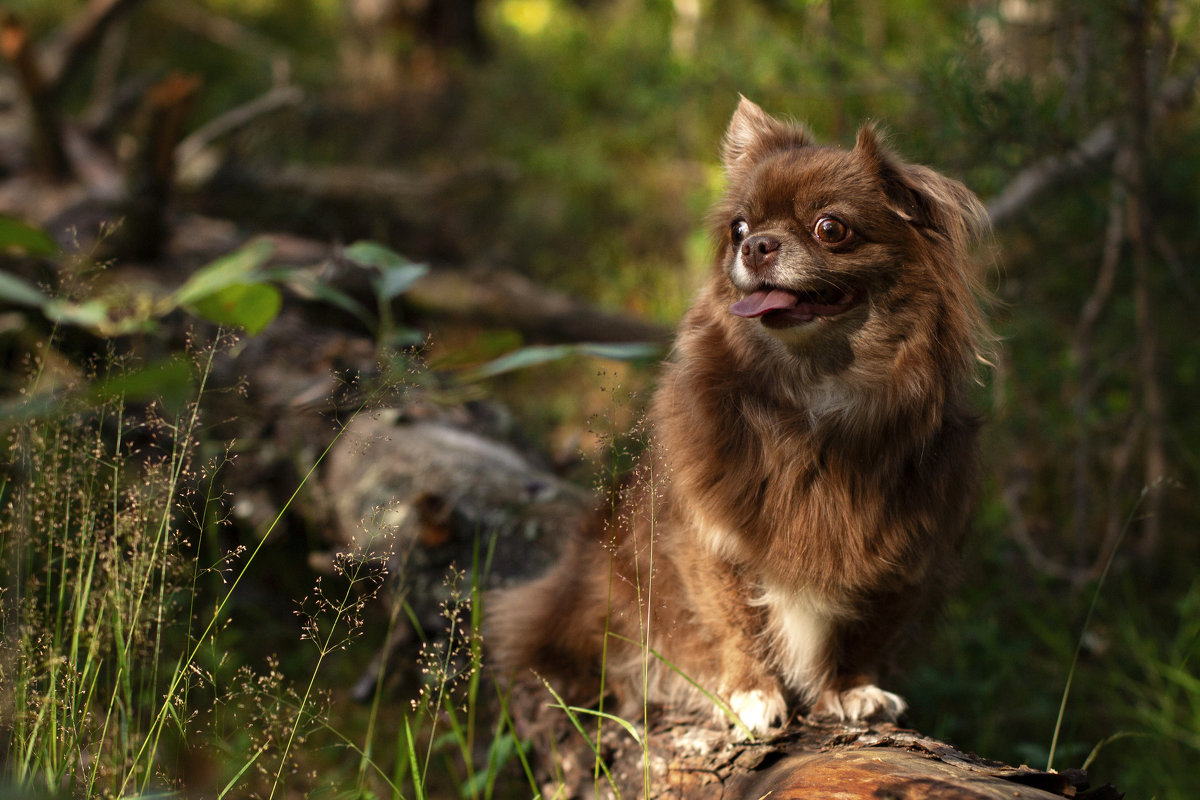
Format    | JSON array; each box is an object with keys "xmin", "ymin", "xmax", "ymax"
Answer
[
  {"xmin": 812, "ymin": 684, "xmax": 907, "ymax": 723},
  {"xmin": 726, "ymin": 687, "xmax": 787, "ymax": 735}
]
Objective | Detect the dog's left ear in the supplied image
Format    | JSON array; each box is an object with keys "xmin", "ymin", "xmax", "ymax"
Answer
[{"xmin": 853, "ymin": 124, "xmax": 988, "ymax": 246}]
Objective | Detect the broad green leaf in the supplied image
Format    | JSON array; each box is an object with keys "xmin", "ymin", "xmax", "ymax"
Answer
[
  {"xmin": 381, "ymin": 327, "xmax": 427, "ymax": 349},
  {"xmin": 87, "ymin": 357, "xmax": 194, "ymax": 410},
  {"xmin": 187, "ymin": 282, "xmax": 282, "ymax": 334},
  {"xmin": 343, "ymin": 240, "xmax": 428, "ymax": 301},
  {"xmin": 375, "ymin": 263, "xmax": 428, "ymax": 302},
  {"xmin": 342, "ymin": 240, "xmax": 410, "ymax": 270},
  {"xmin": 0, "ymin": 270, "xmax": 49, "ymax": 307},
  {"xmin": 575, "ymin": 342, "xmax": 663, "ymax": 361},
  {"xmin": 0, "ymin": 215, "xmax": 57, "ymax": 256},
  {"xmin": 42, "ymin": 298, "xmax": 158, "ymax": 336},
  {"xmin": 270, "ymin": 268, "xmax": 375, "ymax": 327},
  {"xmin": 42, "ymin": 298, "xmax": 114, "ymax": 329},
  {"xmin": 458, "ymin": 344, "xmax": 572, "ymax": 382},
  {"xmin": 172, "ymin": 240, "xmax": 275, "ymax": 308}
]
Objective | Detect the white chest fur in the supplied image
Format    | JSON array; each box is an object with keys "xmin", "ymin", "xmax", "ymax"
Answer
[{"xmin": 752, "ymin": 583, "xmax": 844, "ymax": 700}]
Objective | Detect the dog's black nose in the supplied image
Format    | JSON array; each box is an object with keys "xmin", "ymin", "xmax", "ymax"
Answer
[{"xmin": 741, "ymin": 234, "xmax": 781, "ymax": 272}]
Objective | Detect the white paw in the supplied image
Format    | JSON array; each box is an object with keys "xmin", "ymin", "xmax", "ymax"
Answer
[
  {"xmin": 815, "ymin": 684, "xmax": 907, "ymax": 722},
  {"xmin": 726, "ymin": 688, "xmax": 787, "ymax": 735}
]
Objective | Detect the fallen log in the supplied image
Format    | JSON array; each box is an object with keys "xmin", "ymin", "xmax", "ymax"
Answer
[
  {"xmin": 403, "ymin": 266, "xmax": 671, "ymax": 345},
  {"xmin": 506, "ymin": 680, "xmax": 1122, "ymax": 800},
  {"xmin": 309, "ymin": 407, "xmax": 1120, "ymax": 800}
]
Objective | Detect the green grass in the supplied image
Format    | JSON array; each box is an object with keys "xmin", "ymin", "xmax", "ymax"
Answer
[
  {"xmin": 5, "ymin": 1, "xmax": 1200, "ymax": 794},
  {"xmin": 4, "ymin": 324, "xmax": 1200, "ymax": 799},
  {"xmin": 0, "ymin": 334, "xmax": 529, "ymax": 799}
]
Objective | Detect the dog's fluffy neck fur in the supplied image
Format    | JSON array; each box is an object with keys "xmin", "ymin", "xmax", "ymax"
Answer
[{"xmin": 654, "ymin": 297, "xmax": 973, "ymax": 596}]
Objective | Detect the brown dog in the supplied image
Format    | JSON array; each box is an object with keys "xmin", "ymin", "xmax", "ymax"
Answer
[{"xmin": 487, "ymin": 97, "xmax": 990, "ymax": 733}]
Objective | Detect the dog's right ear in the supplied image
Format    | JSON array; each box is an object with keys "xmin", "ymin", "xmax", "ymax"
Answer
[
  {"xmin": 722, "ymin": 96, "xmax": 811, "ymax": 183},
  {"xmin": 854, "ymin": 124, "xmax": 989, "ymax": 248}
]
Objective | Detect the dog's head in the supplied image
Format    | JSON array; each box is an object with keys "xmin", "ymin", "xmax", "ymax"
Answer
[{"xmin": 712, "ymin": 97, "xmax": 989, "ymax": 377}]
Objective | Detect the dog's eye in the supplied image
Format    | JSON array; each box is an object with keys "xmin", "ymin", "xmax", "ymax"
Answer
[
  {"xmin": 813, "ymin": 217, "xmax": 850, "ymax": 244},
  {"xmin": 730, "ymin": 220, "xmax": 750, "ymax": 245}
]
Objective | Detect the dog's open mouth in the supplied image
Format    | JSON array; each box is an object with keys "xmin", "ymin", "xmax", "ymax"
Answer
[{"xmin": 730, "ymin": 286, "xmax": 858, "ymax": 328}]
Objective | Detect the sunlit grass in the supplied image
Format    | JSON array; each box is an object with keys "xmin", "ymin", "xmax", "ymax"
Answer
[{"xmin": 0, "ymin": 333, "xmax": 520, "ymax": 798}]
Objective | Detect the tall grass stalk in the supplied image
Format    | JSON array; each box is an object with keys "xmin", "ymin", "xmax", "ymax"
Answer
[
  {"xmin": 635, "ymin": 451, "xmax": 657, "ymax": 799},
  {"xmin": 1046, "ymin": 484, "xmax": 1151, "ymax": 771},
  {"xmin": 1, "ymin": 330, "xmax": 411, "ymax": 797},
  {"xmin": 538, "ymin": 679, "xmax": 623, "ymax": 796},
  {"xmin": 268, "ymin": 546, "xmax": 390, "ymax": 799},
  {"xmin": 355, "ymin": 565, "xmax": 411, "ymax": 794},
  {"xmin": 3, "ymin": 340, "xmax": 222, "ymax": 796},
  {"xmin": 118, "ymin": 393, "xmax": 373, "ymax": 797},
  {"xmin": 593, "ymin": 374, "xmax": 626, "ymax": 793}
]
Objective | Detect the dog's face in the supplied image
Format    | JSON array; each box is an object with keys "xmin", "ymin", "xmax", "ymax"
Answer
[{"xmin": 714, "ymin": 98, "xmax": 986, "ymax": 363}]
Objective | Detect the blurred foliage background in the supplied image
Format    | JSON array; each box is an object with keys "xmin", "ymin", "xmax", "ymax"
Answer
[{"xmin": 2, "ymin": 0, "xmax": 1200, "ymax": 797}]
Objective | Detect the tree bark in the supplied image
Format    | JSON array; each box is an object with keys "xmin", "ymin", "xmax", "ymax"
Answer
[
  {"xmin": 42, "ymin": 0, "xmax": 148, "ymax": 94},
  {"xmin": 505, "ymin": 683, "xmax": 1122, "ymax": 800},
  {"xmin": 107, "ymin": 72, "xmax": 202, "ymax": 260},
  {"xmin": 1122, "ymin": 0, "xmax": 1165, "ymax": 557},
  {"xmin": 0, "ymin": 14, "xmax": 71, "ymax": 179}
]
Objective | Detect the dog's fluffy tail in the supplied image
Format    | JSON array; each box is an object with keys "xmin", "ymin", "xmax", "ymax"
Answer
[{"xmin": 484, "ymin": 532, "xmax": 610, "ymax": 704}]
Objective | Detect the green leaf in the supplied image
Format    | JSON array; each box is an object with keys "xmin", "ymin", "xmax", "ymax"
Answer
[
  {"xmin": 41, "ymin": 298, "xmax": 114, "ymax": 329},
  {"xmin": 575, "ymin": 342, "xmax": 662, "ymax": 361},
  {"xmin": 170, "ymin": 241, "xmax": 281, "ymax": 333},
  {"xmin": 559, "ymin": 706, "xmax": 643, "ymax": 746},
  {"xmin": 188, "ymin": 282, "xmax": 282, "ymax": 334},
  {"xmin": 272, "ymin": 268, "xmax": 375, "ymax": 327},
  {"xmin": 457, "ymin": 341, "xmax": 661, "ymax": 382},
  {"xmin": 381, "ymin": 327, "xmax": 427, "ymax": 349},
  {"xmin": 342, "ymin": 240, "xmax": 410, "ymax": 270},
  {"xmin": 42, "ymin": 298, "xmax": 158, "ymax": 336},
  {"xmin": 375, "ymin": 263, "xmax": 428, "ymax": 303},
  {"xmin": 172, "ymin": 240, "xmax": 275, "ymax": 308},
  {"xmin": 0, "ymin": 215, "xmax": 58, "ymax": 256},
  {"xmin": 0, "ymin": 270, "xmax": 49, "ymax": 307},
  {"xmin": 459, "ymin": 344, "xmax": 572, "ymax": 381},
  {"xmin": 343, "ymin": 240, "xmax": 428, "ymax": 302},
  {"xmin": 86, "ymin": 357, "xmax": 195, "ymax": 410}
]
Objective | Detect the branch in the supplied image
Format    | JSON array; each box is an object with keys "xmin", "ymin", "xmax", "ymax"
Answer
[
  {"xmin": 986, "ymin": 63, "xmax": 1200, "ymax": 226},
  {"xmin": 43, "ymin": 0, "xmax": 148, "ymax": 95},
  {"xmin": 235, "ymin": 162, "xmax": 515, "ymax": 206},
  {"xmin": 985, "ymin": 121, "xmax": 1117, "ymax": 226},
  {"xmin": 175, "ymin": 84, "xmax": 303, "ymax": 168},
  {"xmin": 1001, "ymin": 473, "xmax": 1086, "ymax": 584},
  {"xmin": 403, "ymin": 267, "xmax": 672, "ymax": 345}
]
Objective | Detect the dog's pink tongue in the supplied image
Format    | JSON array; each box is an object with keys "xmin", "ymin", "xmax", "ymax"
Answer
[{"xmin": 729, "ymin": 289, "xmax": 798, "ymax": 318}]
